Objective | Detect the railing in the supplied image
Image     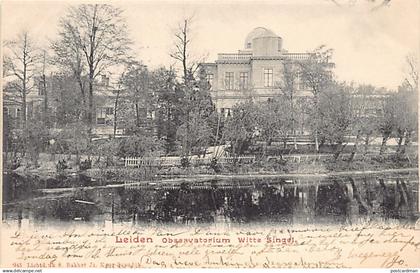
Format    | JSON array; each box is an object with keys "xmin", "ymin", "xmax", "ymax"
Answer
[
  {"xmin": 217, "ymin": 52, "xmax": 313, "ymax": 61},
  {"xmin": 283, "ymin": 53, "xmax": 312, "ymax": 60},
  {"xmin": 218, "ymin": 53, "xmax": 252, "ymax": 61},
  {"xmin": 124, "ymin": 152, "xmax": 418, "ymax": 167},
  {"xmin": 124, "ymin": 156, "xmax": 257, "ymax": 167}
]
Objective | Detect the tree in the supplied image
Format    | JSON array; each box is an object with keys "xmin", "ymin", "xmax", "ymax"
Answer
[
  {"xmin": 121, "ymin": 62, "xmax": 154, "ymax": 133},
  {"xmin": 3, "ymin": 31, "xmax": 40, "ymax": 130},
  {"xmin": 50, "ymin": 73, "xmax": 86, "ymax": 125},
  {"xmin": 316, "ymin": 82, "xmax": 353, "ymax": 160},
  {"xmin": 152, "ymin": 67, "xmax": 184, "ymax": 154},
  {"xmin": 223, "ymin": 101, "xmax": 257, "ymax": 157},
  {"xmin": 402, "ymin": 53, "xmax": 418, "ymax": 93},
  {"xmin": 52, "ymin": 4, "xmax": 132, "ymax": 128},
  {"xmin": 25, "ymin": 118, "xmax": 50, "ymax": 167},
  {"xmin": 298, "ymin": 45, "xmax": 334, "ymax": 151},
  {"xmin": 254, "ymin": 98, "xmax": 293, "ymax": 155},
  {"xmin": 176, "ymin": 115, "xmax": 213, "ymax": 158},
  {"xmin": 56, "ymin": 121, "xmax": 90, "ymax": 164},
  {"xmin": 394, "ymin": 84, "xmax": 418, "ymax": 155},
  {"xmin": 176, "ymin": 67, "xmax": 216, "ymax": 158},
  {"xmin": 117, "ymin": 135, "xmax": 163, "ymax": 158},
  {"xmin": 280, "ymin": 61, "xmax": 300, "ymax": 148},
  {"xmin": 394, "ymin": 53, "xmax": 419, "ymax": 156},
  {"xmin": 170, "ymin": 16, "xmax": 204, "ymax": 86},
  {"xmin": 377, "ymin": 94, "xmax": 397, "ymax": 155},
  {"xmin": 350, "ymin": 84, "xmax": 379, "ymax": 158}
]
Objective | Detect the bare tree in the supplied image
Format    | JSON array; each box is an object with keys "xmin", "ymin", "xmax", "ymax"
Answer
[
  {"xmin": 170, "ymin": 16, "xmax": 205, "ymax": 85},
  {"xmin": 3, "ymin": 31, "xmax": 40, "ymax": 130},
  {"xmin": 403, "ymin": 53, "xmax": 418, "ymax": 93},
  {"xmin": 52, "ymin": 4, "xmax": 132, "ymax": 128}
]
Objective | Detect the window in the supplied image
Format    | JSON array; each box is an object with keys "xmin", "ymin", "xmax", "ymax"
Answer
[
  {"xmin": 206, "ymin": 74, "xmax": 214, "ymax": 87},
  {"xmin": 247, "ymin": 42, "xmax": 252, "ymax": 49},
  {"xmin": 225, "ymin": 72, "xmax": 234, "ymax": 90},
  {"xmin": 106, "ymin": 107, "xmax": 114, "ymax": 115},
  {"xmin": 38, "ymin": 79, "xmax": 45, "ymax": 96},
  {"xmin": 3, "ymin": 107, "xmax": 9, "ymax": 116},
  {"xmin": 96, "ymin": 108, "xmax": 106, "ymax": 125},
  {"xmin": 296, "ymin": 72, "xmax": 307, "ymax": 90},
  {"xmin": 264, "ymin": 69, "xmax": 273, "ymax": 87},
  {"xmin": 97, "ymin": 118, "xmax": 106, "ymax": 125},
  {"xmin": 239, "ymin": 72, "xmax": 249, "ymax": 90}
]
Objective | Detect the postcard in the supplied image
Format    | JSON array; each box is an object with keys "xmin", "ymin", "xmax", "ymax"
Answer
[{"xmin": 1, "ymin": 0, "xmax": 419, "ymax": 269}]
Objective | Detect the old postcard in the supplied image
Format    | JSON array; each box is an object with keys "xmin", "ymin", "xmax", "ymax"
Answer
[{"xmin": 1, "ymin": 0, "xmax": 419, "ymax": 269}]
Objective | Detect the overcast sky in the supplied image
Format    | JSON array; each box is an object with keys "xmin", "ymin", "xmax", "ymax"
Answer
[{"xmin": 2, "ymin": 0, "xmax": 419, "ymax": 90}]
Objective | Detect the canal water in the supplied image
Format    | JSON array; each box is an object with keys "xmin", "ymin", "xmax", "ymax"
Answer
[{"xmin": 2, "ymin": 172, "xmax": 419, "ymax": 227}]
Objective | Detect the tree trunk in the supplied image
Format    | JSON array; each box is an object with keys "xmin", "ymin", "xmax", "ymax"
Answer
[
  {"xmin": 182, "ymin": 19, "xmax": 188, "ymax": 84},
  {"xmin": 363, "ymin": 133, "xmax": 371, "ymax": 155},
  {"xmin": 42, "ymin": 74, "xmax": 48, "ymax": 125},
  {"xmin": 396, "ymin": 130, "xmax": 404, "ymax": 154},
  {"xmin": 400, "ymin": 130, "xmax": 411, "ymax": 155},
  {"xmin": 314, "ymin": 132, "xmax": 319, "ymax": 153},
  {"xmin": 135, "ymin": 103, "xmax": 141, "ymax": 128},
  {"xmin": 379, "ymin": 135, "xmax": 389, "ymax": 155},
  {"xmin": 349, "ymin": 131, "xmax": 360, "ymax": 162},
  {"xmin": 88, "ymin": 78, "xmax": 94, "ymax": 130},
  {"xmin": 333, "ymin": 142, "xmax": 346, "ymax": 161},
  {"xmin": 22, "ymin": 91, "xmax": 27, "ymax": 130}
]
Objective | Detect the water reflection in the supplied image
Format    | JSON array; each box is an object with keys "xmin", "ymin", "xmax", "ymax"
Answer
[{"xmin": 2, "ymin": 173, "xmax": 419, "ymax": 227}]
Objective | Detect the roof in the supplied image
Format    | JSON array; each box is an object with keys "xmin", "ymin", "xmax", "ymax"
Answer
[{"xmin": 244, "ymin": 27, "xmax": 279, "ymax": 49}]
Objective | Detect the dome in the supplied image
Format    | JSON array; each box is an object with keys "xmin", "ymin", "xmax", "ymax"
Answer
[{"xmin": 244, "ymin": 27, "xmax": 279, "ymax": 49}]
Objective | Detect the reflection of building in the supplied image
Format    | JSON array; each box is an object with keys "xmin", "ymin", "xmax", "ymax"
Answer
[{"xmin": 201, "ymin": 27, "xmax": 314, "ymax": 116}]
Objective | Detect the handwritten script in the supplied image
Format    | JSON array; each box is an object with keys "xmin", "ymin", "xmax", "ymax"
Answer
[{"xmin": 1, "ymin": 223, "xmax": 419, "ymax": 268}]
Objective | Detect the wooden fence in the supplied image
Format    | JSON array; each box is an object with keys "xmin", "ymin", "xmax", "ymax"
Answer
[{"xmin": 124, "ymin": 152, "xmax": 417, "ymax": 168}]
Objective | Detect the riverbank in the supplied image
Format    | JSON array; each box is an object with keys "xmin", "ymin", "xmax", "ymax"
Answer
[{"xmin": 5, "ymin": 151, "xmax": 418, "ymax": 183}]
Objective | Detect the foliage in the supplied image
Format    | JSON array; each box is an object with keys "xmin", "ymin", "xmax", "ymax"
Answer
[
  {"xmin": 298, "ymin": 45, "xmax": 334, "ymax": 97},
  {"xmin": 223, "ymin": 101, "xmax": 257, "ymax": 157},
  {"xmin": 117, "ymin": 135, "xmax": 163, "ymax": 158},
  {"xmin": 25, "ymin": 118, "xmax": 50, "ymax": 166},
  {"xmin": 121, "ymin": 62, "xmax": 154, "ymax": 130},
  {"xmin": 176, "ymin": 68, "xmax": 216, "ymax": 157},
  {"xmin": 254, "ymin": 98, "xmax": 293, "ymax": 147},
  {"xmin": 52, "ymin": 4, "xmax": 132, "ymax": 126},
  {"xmin": 317, "ymin": 83, "xmax": 353, "ymax": 145},
  {"xmin": 152, "ymin": 67, "xmax": 184, "ymax": 154},
  {"xmin": 54, "ymin": 122, "xmax": 90, "ymax": 160}
]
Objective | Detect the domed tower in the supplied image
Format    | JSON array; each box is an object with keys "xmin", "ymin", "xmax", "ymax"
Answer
[{"xmin": 244, "ymin": 27, "xmax": 282, "ymax": 57}]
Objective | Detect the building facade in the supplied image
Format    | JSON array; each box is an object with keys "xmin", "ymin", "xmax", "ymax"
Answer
[{"xmin": 201, "ymin": 27, "xmax": 314, "ymax": 117}]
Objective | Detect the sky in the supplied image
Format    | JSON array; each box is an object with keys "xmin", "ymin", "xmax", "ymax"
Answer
[{"xmin": 2, "ymin": 0, "xmax": 419, "ymax": 90}]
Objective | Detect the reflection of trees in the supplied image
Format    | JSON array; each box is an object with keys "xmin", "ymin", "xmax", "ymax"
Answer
[
  {"xmin": 316, "ymin": 181, "xmax": 349, "ymax": 217},
  {"xmin": 3, "ymin": 175, "xmax": 417, "ymax": 225},
  {"xmin": 114, "ymin": 188, "xmax": 157, "ymax": 223},
  {"xmin": 261, "ymin": 186, "xmax": 294, "ymax": 216},
  {"xmin": 153, "ymin": 185, "xmax": 224, "ymax": 223},
  {"xmin": 34, "ymin": 194, "xmax": 99, "ymax": 221}
]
